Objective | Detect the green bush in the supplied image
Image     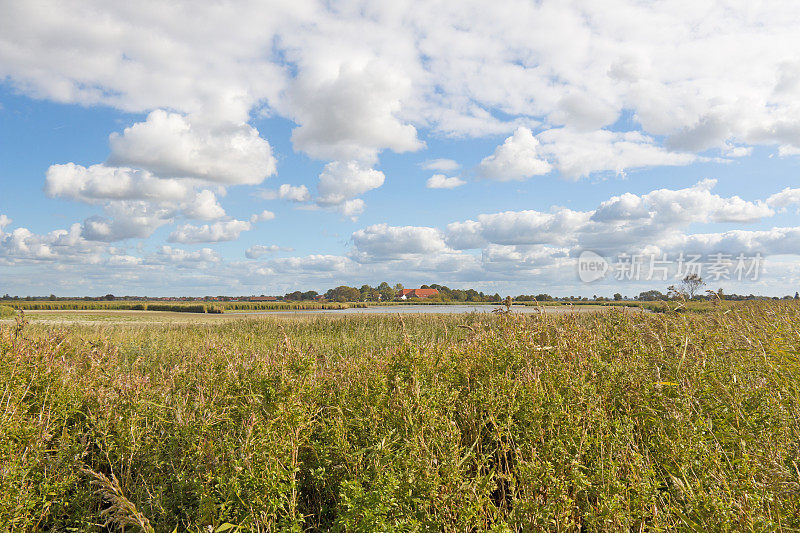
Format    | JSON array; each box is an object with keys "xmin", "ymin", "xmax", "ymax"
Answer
[
  {"xmin": 2, "ymin": 303, "xmax": 799, "ymax": 530},
  {"xmin": 147, "ymin": 303, "xmax": 207, "ymax": 313}
]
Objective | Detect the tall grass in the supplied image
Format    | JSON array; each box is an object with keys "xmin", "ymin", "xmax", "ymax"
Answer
[
  {"xmin": 1, "ymin": 303, "xmax": 799, "ymax": 530},
  {"xmin": 2, "ymin": 300, "xmax": 367, "ymax": 313}
]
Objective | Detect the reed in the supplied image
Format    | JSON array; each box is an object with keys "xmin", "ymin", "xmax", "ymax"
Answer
[{"xmin": 2, "ymin": 302, "xmax": 798, "ymax": 530}]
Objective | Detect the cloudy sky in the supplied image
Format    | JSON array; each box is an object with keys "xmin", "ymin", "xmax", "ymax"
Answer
[{"xmin": 2, "ymin": 0, "xmax": 800, "ymax": 297}]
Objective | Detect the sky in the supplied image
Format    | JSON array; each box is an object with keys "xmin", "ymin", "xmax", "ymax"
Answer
[{"xmin": 2, "ymin": 0, "xmax": 800, "ymax": 297}]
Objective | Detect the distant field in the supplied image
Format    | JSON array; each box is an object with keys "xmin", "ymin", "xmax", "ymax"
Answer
[
  {"xmin": 0, "ymin": 300, "xmax": 366, "ymax": 313},
  {"xmin": 2, "ymin": 302, "xmax": 799, "ymax": 530}
]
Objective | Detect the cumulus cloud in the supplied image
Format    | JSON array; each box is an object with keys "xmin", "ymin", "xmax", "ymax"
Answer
[
  {"xmin": 45, "ymin": 163, "xmax": 193, "ymax": 204},
  {"xmin": 479, "ymin": 127, "xmax": 552, "ymax": 181},
  {"xmin": 108, "ymin": 110, "xmax": 276, "ymax": 185},
  {"xmin": 5, "ymin": 1, "xmax": 800, "ymax": 170},
  {"xmin": 155, "ymin": 246, "xmax": 220, "ymax": 265},
  {"xmin": 0, "ymin": 223, "xmax": 105, "ymax": 265},
  {"xmin": 351, "ymin": 223, "xmax": 449, "ymax": 261},
  {"xmin": 315, "ymin": 161, "xmax": 385, "ymax": 217},
  {"xmin": 81, "ymin": 202, "xmax": 173, "ymax": 242},
  {"xmin": 447, "ymin": 209, "xmax": 591, "ymax": 249},
  {"xmin": 250, "ymin": 210, "xmax": 276, "ymax": 223},
  {"xmin": 766, "ymin": 188, "xmax": 800, "ymax": 209},
  {"xmin": 287, "ymin": 62, "xmax": 423, "ymax": 163},
  {"xmin": 183, "ymin": 190, "xmax": 226, "ymax": 220},
  {"xmin": 446, "ymin": 180, "xmax": 773, "ymax": 255},
  {"xmin": 278, "ymin": 184, "xmax": 311, "ymax": 202},
  {"xmin": 245, "ymin": 244, "xmax": 292, "ymax": 259},
  {"xmin": 168, "ymin": 219, "xmax": 252, "ymax": 244},
  {"xmin": 536, "ymin": 129, "xmax": 698, "ymax": 179},
  {"xmin": 269, "ymin": 254, "xmax": 353, "ymax": 274},
  {"xmin": 426, "ymin": 174, "xmax": 465, "ymax": 189}
]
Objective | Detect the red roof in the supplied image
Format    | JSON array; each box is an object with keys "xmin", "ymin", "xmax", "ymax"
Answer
[{"xmin": 400, "ymin": 288, "xmax": 439, "ymax": 298}]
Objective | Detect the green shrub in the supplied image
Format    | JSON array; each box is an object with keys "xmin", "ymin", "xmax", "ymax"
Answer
[{"xmin": 2, "ymin": 303, "xmax": 799, "ymax": 530}]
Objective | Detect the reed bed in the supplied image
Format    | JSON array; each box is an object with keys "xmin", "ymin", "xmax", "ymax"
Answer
[
  {"xmin": 2, "ymin": 300, "xmax": 367, "ymax": 313},
  {"xmin": 1, "ymin": 303, "xmax": 799, "ymax": 531}
]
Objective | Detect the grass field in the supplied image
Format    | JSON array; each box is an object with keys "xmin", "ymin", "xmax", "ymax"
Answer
[
  {"xmin": 0, "ymin": 300, "xmax": 367, "ymax": 313},
  {"xmin": 2, "ymin": 303, "xmax": 799, "ymax": 531}
]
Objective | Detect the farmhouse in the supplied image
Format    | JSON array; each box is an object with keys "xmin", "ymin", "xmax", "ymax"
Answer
[{"xmin": 398, "ymin": 288, "xmax": 439, "ymax": 300}]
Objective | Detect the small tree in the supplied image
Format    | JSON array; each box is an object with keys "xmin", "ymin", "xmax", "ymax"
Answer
[
  {"xmin": 669, "ymin": 274, "xmax": 705, "ymax": 299},
  {"xmin": 613, "ymin": 293, "xmax": 622, "ymax": 301}
]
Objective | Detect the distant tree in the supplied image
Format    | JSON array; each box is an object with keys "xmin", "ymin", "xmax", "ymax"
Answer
[
  {"xmin": 301, "ymin": 290, "xmax": 318, "ymax": 300},
  {"xmin": 795, "ymin": 292, "xmax": 799, "ymax": 300},
  {"xmin": 394, "ymin": 283, "xmax": 404, "ymax": 291},
  {"xmin": 326, "ymin": 286, "xmax": 361, "ymax": 302},
  {"xmin": 451, "ymin": 289, "xmax": 467, "ymax": 302},
  {"xmin": 49, "ymin": 294, "xmax": 57, "ymax": 301},
  {"xmin": 375, "ymin": 282, "xmax": 395, "ymax": 300},
  {"xmin": 637, "ymin": 290, "xmax": 666, "ymax": 301},
  {"xmin": 671, "ymin": 274, "xmax": 705, "ymax": 299},
  {"xmin": 613, "ymin": 293, "xmax": 622, "ymax": 301}
]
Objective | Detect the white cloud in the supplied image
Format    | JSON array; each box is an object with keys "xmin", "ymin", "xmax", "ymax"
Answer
[
  {"xmin": 250, "ymin": 210, "xmax": 276, "ymax": 223},
  {"xmin": 536, "ymin": 129, "xmax": 698, "ymax": 179},
  {"xmin": 316, "ymin": 160, "xmax": 385, "ymax": 210},
  {"xmin": 269, "ymin": 254, "xmax": 353, "ymax": 274},
  {"xmin": 351, "ymin": 223, "xmax": 450, "ymax": 261},
  {"xmin": 0, "ymin": 223, "xmax": 105, "ymax": 265},
  {"xmin": 278, "ymin": 183, "xmax": 311, "ymax": 202},
  {"xmin": 447, "ymin": 209, "xmax": 591, "ymax": 249},
  {"xmin": 82, "ymin": 202, "xmax": 173, "ymax": 242},
  {"xmin": 156, "ymin": 246, "xmax": 220, "ymax": 264},
  {"xmin": 4, "ymin": 0, "xmax": 800, "ymax": 172},
  {"xmin": 108, "ymin": 110, "xmax": 276, "ymax": 185},
  {"xmin": 183, "ymin": 190, "xmax": 226, "ymax": 220},
  {"xmin": 337, "ymin": 198, "xmax": 366, "ymax": 219},
  {"xmin": 245, "ymin": 244, "xmax": 292, "ymax": 259},
  {"xmin": 45, "ymin": 163, "xmax": 193, "ymax": 204},
  {"xmin": 168, "ymin": 219, "xmax": 252, "ymax": 244},
  {"xmin": 0, "ymin": 215, "xmax": 11, "ymax": 232},
  {"xmin": 286, "ymin": 61, "xmax": 423, "ymax": 163},
  {"xmin": 422, "ymin": 158, "xmax": 460, "ymax": 171},
  {"xmin": 644, "ymin": 179, "xmax": 772, "ymax": 224},
  {"xmin": 479, "ymin": 127, "xmax": 551, "ymax": 181},
  {"xmin": 766, "ymin": 188, "xmax": 800, "ymax": 209},
  {"xmin": 446, "ymin": 180, "xmax": 772, "ymax": 255},
  {"xmin": 426, "ymin": 174, "xmax": 465, "ymax": 189}
]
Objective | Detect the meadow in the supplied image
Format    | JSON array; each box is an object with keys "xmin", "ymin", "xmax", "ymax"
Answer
[{"xmin": 1, "ymin": 302, "xmax": 799, "ymax": 531}]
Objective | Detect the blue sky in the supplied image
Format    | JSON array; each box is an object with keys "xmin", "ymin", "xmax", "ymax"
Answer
[{"xmin": 2, "ymin": 1, "xmax": 800, "ymax": 297}]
